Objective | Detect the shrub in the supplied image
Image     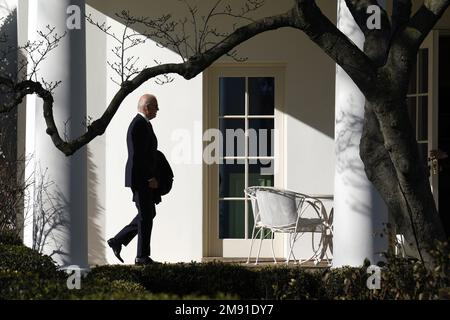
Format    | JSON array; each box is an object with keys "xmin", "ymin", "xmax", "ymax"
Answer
[
  {"xmin": 0, "ymin": 269, "xmax": 68, "ymax": 300},
  {"xmin": 87, "ymin": 265, "xmax": 142, "ymax": 284},
  {"xmin": 0, "ymin": 244, "xmax": 62, "ymax": 280},
  {"xmin": 1, "ymin": 241, "xmax": 449, "ymax": 300},
  {"xmin": 137, "ymin": 262, "xmax": 254, "ymax": 298},
  {"xmin": 254, "ymin": 266, "xmax": 324, "ymax": 299},
  {"xmin": 88, "ymin": 262, "xmax": 254, "ymax": 298}
]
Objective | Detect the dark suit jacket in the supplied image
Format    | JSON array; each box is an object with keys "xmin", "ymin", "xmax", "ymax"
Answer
[{"xmin": 125, "ymin": 115, "xmax": 158, "ymax": 191}]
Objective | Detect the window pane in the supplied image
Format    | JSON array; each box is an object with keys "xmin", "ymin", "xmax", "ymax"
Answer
[
  {"xmin": 248, "ymin": 119, "xmax": 274, "ymax": 157},
  {"xmin": 220, "ymin": 119, "xmax": 245, "ymax": 157},
  {"xmin": 418, "ymin": 49, "xmax": 428, "ymax": 93},
  {"xmin": 219, "ymin": 77, "xmax": 245, "ymax": 115},
  {"xmin": 418, "ymin": 96, "xmax": 428, "ymax": 141},
  {"xmin": 219, "ymin": 163, "xmax": 245, "ymax": 198},
  {"xmin": 248, "ymin": 162, "xmax": 274, "ymax": 187},
  {"xmin": 407, "ymin": 97, "xmax": 417, "ymax": 137},
  {"xmin": 408, "ymin": 60, "xmax": 417, "ymax": 94},
  {"xmin": 219, "ymin": 200, "xmax": 245, "ymax": 239},
  {"xmin": 249, "ymin": 77, "xmax": 275, "ymax": 115},
  {"xmin": 418, "ymin": 143, "xmax": 428, "ymax": 169}
]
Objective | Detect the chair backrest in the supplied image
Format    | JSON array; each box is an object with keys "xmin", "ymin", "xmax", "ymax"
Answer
[
  {"xmin": 255, "ymin": 189, "xmax": 300, "ymax": 227},
  {"xmin": 249, "ymin": 195, "xmax": 260, "ymax": 224}
]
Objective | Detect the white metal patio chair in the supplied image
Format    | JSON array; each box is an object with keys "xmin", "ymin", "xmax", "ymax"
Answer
[{"xmin": 245, "ymin": 186, "xmax": 333, "ymax": 265}]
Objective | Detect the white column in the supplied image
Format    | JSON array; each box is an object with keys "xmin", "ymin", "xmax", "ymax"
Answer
[
  {"xmin": 27, "ymin": 0, "xmax": 87, "ymax": 269},
  {"xmin": 333, "ymin": 0, "xmax": 388, "ymax": 267}
]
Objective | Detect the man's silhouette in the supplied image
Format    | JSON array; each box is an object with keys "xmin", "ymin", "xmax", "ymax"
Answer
[{"xmin": 107, "ymin": 94, "xmax": 160, "ymax": 265}]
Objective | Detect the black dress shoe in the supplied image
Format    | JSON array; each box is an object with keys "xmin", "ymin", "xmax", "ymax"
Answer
[
  {"xmin": 135, "ymin": 256, "xmax": 161, "ymax": 266},
  {"xmin": 107, "ymin": 238, "xmax": 124, "ymax": 263}
]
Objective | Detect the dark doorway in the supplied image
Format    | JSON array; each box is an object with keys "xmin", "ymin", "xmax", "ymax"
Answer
[{"xmin": 438, "ymin": 35, "xmax": 450, "ymax": 238}]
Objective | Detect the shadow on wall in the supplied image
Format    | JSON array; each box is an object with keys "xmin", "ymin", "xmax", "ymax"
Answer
[
  {"xmin": 24, "ymin": 161, "xmax": 107, "ymax": 267},
  {"xmin": 334, "ymin": 95, "xmax": 365, "ymax": 176},
  {"xmin": 31, "ymin": 166, "xmax": 70, "ymax": 258},
  {"xmin": 87, "ymin": 147, "xmax": 107, "ymax": 265}
]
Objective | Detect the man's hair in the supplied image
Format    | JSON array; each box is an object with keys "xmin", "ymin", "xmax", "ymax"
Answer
[{"xmin": 137, "ymin": 94, "xmax": 156, "ymax": 111}]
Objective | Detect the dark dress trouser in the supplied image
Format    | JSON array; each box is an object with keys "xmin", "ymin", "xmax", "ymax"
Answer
[{"xmin": 113, "ymin": 187, "xmax": 156, "ymax": 258}]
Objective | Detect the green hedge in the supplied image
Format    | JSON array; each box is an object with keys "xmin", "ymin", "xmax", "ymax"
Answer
[
  {"xmin": 87, "ymin": 263, "xmax": 327, "ymax": 299},
  {"xmin": 0, "ymin": 245, "xmax": 62, "ymax": 280},
  {"xmin": 1, "ymin": 240, "xmax": 449, "ymax": 300}
]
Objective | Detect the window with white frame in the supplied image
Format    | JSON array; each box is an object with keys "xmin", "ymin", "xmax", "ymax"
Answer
[
  {"xmin": 407, "ymin": 48, "xmax": 429, "ymax": 166},
  {"xmin": 218, "ymin": 76, "xmax": 275, "ymax": 239}
]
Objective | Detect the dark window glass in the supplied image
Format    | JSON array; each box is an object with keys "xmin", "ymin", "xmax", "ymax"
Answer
[
  {"xmin": 219, "ymin": 163, "xmax": 245, "ymax": 198},
  {"xmin": 248, "ymin": 162, "xmax": 274, "ymax": 187},
  {"xmin": 408, "ymin": 60, "xmax": 417, "ymax": 94},
  {"xmin": 219, "ymin": 77, "xmax": 245, "ymax": 115},
  {"xmin": 219, "ymin": 200, "xmax": 245, "ymax": 239},
  {"xmin": 218, "ymin": 76, "xmax": 277, "ymax": 240},
  {"xmin": 220, "ymin": 119, "xmax": 245, "ymax": 157},
  {"xmin": 418, "ymin": 49, "xmax": 429, "ymax": 93},
  {"xmin": 407, "ymin": 97, "xmax": 417, "ymax": 136},
  {"xmin": 418, "ymin": 96, "xmax": 428, "ymax": 141},
  {"xmin": 249, "ymin": 77, "xmax": 275, "ymax": 115},
  {"xmin": 418, "ymin": 143, "xmax": 428, "ymax": 167},
  {"xmin": 248, "ymin": 119, "xmax": 274, "ymax": 157}
]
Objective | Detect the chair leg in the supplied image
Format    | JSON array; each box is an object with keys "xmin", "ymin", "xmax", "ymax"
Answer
[
  {"xmin": 323, "ymin": 235, "xmax": 332, "ymax": 266},
  {"xmin": 255, "ymin": 228, "xmax": 264, "ymax": 265},
  {"xmin": 246, "ymin": 225, "xmax": 260, "ymax": 264},
  {"xmin": 310, "ymin": 231, "xmax": 325, "ymax": 265},
  {"xmin": 270, "ymin": 233, "xmax": 277, "ymax": 264},
  {"xmin": 287, "ymin": 233, "xmax": 299, "ymax": 265},
  {"xmin": 319, "ymin": 228, "xmax": 332, "ymax": 265},
  {"xmin": 286, "ymin": 234, "xmax": 292, "ymax": 264}
]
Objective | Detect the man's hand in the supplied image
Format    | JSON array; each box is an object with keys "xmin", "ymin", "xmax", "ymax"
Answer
[{"xmin": 148, "ymin": 178, "xmax": 159, "ymax": 189}]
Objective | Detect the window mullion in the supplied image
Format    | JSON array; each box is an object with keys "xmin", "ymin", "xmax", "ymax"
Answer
[
  {"xmin": 416, "ymin": 57, "xmax": 420, "ymax": 140},
  {"xmin": 244, "ymin": 77, "xmax": 249, "ymax": 239}
]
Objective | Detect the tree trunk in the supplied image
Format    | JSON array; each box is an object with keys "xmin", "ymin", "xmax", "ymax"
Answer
[{"xmin": 360, "ymin": 98, "xmax": 446, "ymax": 265}]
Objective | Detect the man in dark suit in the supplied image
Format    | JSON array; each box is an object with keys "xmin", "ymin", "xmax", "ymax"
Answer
[{"xmin": 107, "ymin": 94, "xmax": 160, "ymax": 265}]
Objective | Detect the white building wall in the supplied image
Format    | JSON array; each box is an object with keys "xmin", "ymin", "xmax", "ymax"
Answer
[
  {"xmin": 85, "ymin": 0, "xmax": 337, "ymax": 263},
  {"xmin": 86, "ymin": 2, "xmax": 204, "ymax": 264}
]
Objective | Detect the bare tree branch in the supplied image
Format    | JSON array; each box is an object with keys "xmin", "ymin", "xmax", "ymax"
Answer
[
  {"xmin": 118, "ymin": 11, "xmax": 187, "ymax": 61},
  {"xmin": 117, "ymin": 0, "xmax": 264, "ymax": 61},
  {"xmin": 1, "ymin": 7, "xmax": 295, "ymax": 156},
  {"xmin": 25, "ymin": 26, "xmax": 67, "ymax": 82},
  {"xmin": 87, "ymin": 13, "xmax": 148, "ymax": 84},
  {"xmin": 1, "ymin": 1, "xmax": 380, "ymax": 156}
]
